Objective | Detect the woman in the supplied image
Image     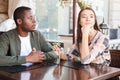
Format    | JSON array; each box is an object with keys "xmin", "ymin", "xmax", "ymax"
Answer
[{"xmin": 53, "ymin": 7, "xmax": 111, "ymax": 66}]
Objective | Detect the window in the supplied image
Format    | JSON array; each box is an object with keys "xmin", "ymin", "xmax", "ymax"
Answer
[{"xmin": 35, "ymin": 0, "xmax": 70, "ymax": 40}]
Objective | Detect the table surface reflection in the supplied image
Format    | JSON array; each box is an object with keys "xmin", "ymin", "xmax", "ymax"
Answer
[{"xmin": 0, "ymin": 61, "xmax": 120, "ymax": 80}]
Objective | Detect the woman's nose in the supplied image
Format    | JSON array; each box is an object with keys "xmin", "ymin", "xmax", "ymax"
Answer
[{"xmin": 86, "ymin": 17, "xmax": 90, "ymax": 21}]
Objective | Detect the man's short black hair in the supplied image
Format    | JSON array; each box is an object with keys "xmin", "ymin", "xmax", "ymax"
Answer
[{"xmin": 13, "ymin": 6, "xmax": 31, "ymax": 26}]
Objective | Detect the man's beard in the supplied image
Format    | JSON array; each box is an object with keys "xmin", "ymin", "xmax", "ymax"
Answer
[{"xmin": 22, "ymin": 25, "xmax": 34, "ymax": 32}]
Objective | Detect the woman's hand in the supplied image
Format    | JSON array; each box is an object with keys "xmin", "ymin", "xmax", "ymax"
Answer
[
  {"xmin": 81, "ymin": 24, "xmax": 91, "ymax": 35},
  {"xmin": 81, "ymin": 24, "xmax": 93, "ymax": 35}
]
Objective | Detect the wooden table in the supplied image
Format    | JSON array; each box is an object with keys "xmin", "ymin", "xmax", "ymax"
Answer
[{"xmin": 0, "ymin": 61, "xmax": 120, "ymax": 80}]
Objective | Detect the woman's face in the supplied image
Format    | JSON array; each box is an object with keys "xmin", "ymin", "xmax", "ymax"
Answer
[{"xmin": 79, "ymin": 9, "xmax": 95, "ymax": 29}]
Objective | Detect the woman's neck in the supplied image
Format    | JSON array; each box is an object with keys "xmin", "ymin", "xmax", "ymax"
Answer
[{"xmin": 88, "ymin": 30, "xmax": 97, "ymax": 42}]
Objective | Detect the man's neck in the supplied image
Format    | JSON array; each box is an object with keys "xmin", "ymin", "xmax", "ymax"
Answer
[
  {"xmin": 16, "ymin": 28, "xmax": 29, "ymax": 37},
  {"xmin": 19, "ymin": 32, "xmax": 29, "ymax": 37}
]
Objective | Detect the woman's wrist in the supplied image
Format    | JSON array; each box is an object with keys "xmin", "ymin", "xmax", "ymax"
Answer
[{"xmin": 73, "ymin": 57, "xmax": 81, "ymax": 62}]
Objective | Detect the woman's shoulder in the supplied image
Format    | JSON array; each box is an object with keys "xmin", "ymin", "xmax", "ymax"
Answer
[
  {"xmin": 97, "ymin": 32, "xmax": 109, "ymax": 46},
  {"xmin": 97, "ymin": 31, "xmax": 109, "ymax": 40},
  {"xmin": 96, "ymin": 31, "xmax": 109, "ymax": 40}
]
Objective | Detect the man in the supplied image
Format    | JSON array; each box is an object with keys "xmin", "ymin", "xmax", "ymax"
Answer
[{"xmin": 0, "ymin": 6, "xmax": 57, "ymax": 66}]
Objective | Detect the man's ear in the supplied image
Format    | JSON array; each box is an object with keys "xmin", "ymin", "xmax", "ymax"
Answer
[{"xmin": 17, "ymin": 19, "xmax": 22, "ymax": 25}]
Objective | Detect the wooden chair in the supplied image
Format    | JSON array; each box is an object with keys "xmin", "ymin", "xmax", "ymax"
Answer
[
  {"xmin": 110, "ymin": 49, "xmax": 120, "ymax": 68},
  {"xmin": 109, "ymin": 50, "xmax": 120, "ymax": 80}
]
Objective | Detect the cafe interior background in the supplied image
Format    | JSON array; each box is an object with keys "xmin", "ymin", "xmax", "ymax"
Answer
[{"xmin": 0, "ymin": 0, "xmax": 120, "ymax": 51}]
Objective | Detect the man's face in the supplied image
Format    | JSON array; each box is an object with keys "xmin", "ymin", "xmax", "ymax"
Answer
[{"xmin": 21, "ymin": 10, "xmax": 36, "ymax": 32}]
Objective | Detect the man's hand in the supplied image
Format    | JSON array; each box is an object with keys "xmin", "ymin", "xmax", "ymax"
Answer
[
  {"xmin": 53, "ymin": 44, "xmax": 67, "ymax": 60},
  {"xmin": 26, "ymin": 48, "xmax": 45, "ymax": 63},
  {"xmin": 53, "ymin": 43, "xmax": 62, "ymax": 56}
]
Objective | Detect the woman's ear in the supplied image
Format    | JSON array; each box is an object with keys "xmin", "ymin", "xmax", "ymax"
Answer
[{"xmin": 16, "ymin": 19, "xmax": 22, "ymax": 25}]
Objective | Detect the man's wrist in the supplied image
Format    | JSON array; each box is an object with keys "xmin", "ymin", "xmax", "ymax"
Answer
[
  {"xmin": 26, "ymin": 56, "xmax": 30, "ymax": 62},
  {"xmin": 60, "ymin": 53, "xmax": 67, "ymax": 60}
]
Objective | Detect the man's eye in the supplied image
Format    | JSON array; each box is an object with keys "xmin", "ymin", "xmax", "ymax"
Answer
[{"xmin": 28, "ymin": 17, "xmax": 32, "ymax": 20}]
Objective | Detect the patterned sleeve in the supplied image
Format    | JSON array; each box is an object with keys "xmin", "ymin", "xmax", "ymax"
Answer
[{"xmin": 81, "ymin": 35, "xmax": 111, "ymax": 65}]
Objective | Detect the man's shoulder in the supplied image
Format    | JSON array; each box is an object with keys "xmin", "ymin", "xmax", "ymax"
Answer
[
  {"xmin": 31, "ymin": 30, "xmax": 42, "ymax": 35},
  {"xmin": 30, "ymin": 30, "xmax": 45, "ymax": 40},
  {"xmin": 32, "ymin": 30, "xmax": 39, "ymax": 33},
  {"xmin": 1, "ymin": 29, "xmax": 16, "ymax": 36}
]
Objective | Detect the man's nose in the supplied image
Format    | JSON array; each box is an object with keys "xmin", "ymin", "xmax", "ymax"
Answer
[{"xmin": 32, "ymin": 17, "xmax": 36, "ymax": 23}]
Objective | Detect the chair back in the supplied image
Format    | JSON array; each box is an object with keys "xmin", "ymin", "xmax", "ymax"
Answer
[
  {"xmin": 110, "ymin": 50, "xmax": 120, "ymax": 68},
  {"xmin": 0, "ymin": 32, "xmax": 4, "ymax": 35}
]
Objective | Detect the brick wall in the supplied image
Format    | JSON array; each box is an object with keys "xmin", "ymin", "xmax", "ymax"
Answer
[{"xmin": 0, "ymin": 0, "xmax": 8, "ymax": 23}]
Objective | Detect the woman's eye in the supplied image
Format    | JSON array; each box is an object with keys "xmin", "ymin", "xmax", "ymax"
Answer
[
  {"xmin": 81, "ymin": 16, "xmax": 87, "ymax": 18},
  {"xmin": 90, "ymin": 16, "xmax": 94, "ymax": 18}
]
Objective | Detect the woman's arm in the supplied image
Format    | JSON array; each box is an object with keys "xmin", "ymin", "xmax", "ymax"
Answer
[
  {"xmin": 80, "ymin": 26, "xmax": 90, "ymax": 60},
  {"xmin": 80, "ymin": 34, "xmax": 110, "ymax": 65}
]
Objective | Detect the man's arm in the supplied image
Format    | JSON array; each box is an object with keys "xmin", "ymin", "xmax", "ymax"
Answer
[
  {"xmin": 0, "ymin": 32, "xmax": 26, "ymax": 66},
  {"xmin": 36, "ymin": 31, "xmax": 58, "ymax": 61}
]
